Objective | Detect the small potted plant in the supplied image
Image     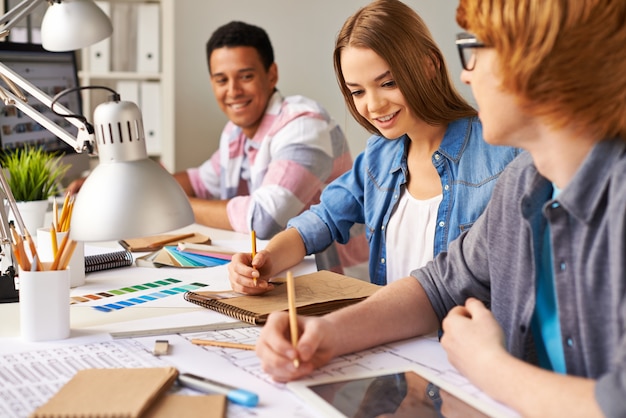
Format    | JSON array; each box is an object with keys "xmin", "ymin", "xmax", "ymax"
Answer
[{"xmin": 1, "ymin": 146, "xmax": 70, "ymax": 233}]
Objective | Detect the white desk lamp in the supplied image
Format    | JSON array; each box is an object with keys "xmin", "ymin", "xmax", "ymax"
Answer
[{"xmin": 0, "ymin": 0, "xmax": 194, "ymax": 246}]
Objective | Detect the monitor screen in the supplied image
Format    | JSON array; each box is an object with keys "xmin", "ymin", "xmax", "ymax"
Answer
[{"xmin": 0, "ymin": 42, "xmax": 89, "ymax": 184}]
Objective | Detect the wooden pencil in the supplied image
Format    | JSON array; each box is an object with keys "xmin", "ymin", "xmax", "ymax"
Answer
[
  {"xmin": 251, "ymin": 229, "xmax": 257, "ymax": 286},
  {"xmin": 286, "ymin": 270, "xmax": 299, "ymax": 368},
  {"xmin": 190, "ymin": 339, "xmax": 256, "ymax": 351},
  {"xmin": 146, "ymin": 232, "xmax": 195, "ymax": 249}
]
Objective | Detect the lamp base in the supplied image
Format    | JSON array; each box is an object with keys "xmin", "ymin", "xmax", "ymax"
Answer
[{"xmin": 0, "ymin": 268, "xmax": 18, "ymax": 303}]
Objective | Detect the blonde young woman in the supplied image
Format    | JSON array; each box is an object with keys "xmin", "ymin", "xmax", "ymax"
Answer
[{"xmin": 228, "ymin": 0, "xmax": 517, "ymax": 293}]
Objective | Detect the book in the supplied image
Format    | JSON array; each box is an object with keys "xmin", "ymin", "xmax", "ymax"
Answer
[
  {"xmin": 183, "ymin": 270, "xmax": 381, "ymax": 325},
  {"xmin": 85, "ymin": 249, "xmax": 134, "ymax": 273}
]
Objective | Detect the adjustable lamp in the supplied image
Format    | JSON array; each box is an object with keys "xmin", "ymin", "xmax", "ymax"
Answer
[
  {"xmin": 0, "ymin": 0, "xmax": 194, "ymax": 243},
  {"xmin": 40, "ymin": 0, "xmax": 113, "ymax": 51}
]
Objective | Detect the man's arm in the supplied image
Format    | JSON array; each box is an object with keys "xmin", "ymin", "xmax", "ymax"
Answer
[
  {"xmin": 187, "ymin": 197, "xmax": 232, "ymax": 230},
  {"xmin": 173, "ymin": 171, "xmax": 195, "ymax": 197},
  {"xmin": 173, "ymin": 170, "xmax": 233, "ymax": 230}
]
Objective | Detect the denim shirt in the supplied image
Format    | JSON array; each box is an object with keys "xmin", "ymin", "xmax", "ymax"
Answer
[{"xmin": 288, "ymin": 116, "xmax": 519, "ymax": 285}]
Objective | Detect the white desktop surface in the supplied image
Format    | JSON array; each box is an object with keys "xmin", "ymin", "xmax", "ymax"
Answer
[{"xmin": 0, "ymin": 224, "xmax": 518, "ymax": 418}]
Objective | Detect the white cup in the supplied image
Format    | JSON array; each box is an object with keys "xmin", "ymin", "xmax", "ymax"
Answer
[
  {"xmin": 36, "ymin": 227, "xmax": 85, "ymax": 288},
  {"xmin": 19, "ymin": 266, "xmax": 70, "ymax": 342}
]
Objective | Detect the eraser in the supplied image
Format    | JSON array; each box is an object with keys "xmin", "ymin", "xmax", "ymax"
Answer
[{"xmin": 153, "ymin": 339, "xmax": 169, "ymax": 356}]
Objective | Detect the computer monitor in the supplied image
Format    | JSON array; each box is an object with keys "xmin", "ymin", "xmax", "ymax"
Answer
[{"xmin": 0, "ymin": 42, "xmax": 90, "ymax": 186}]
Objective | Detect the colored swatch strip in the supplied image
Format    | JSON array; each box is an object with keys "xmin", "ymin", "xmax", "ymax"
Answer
[{"xmin": 69, "ymin": 278, "xmax": 208, "ymax": 313}]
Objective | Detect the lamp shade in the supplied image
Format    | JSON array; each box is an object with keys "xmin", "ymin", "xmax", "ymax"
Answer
[
  {"xmin": 69, "ymin": 99, "xmax": 194, "ymax": 242},
  {"xmin": 69, "ymin": 159, "xmax": 194, "ymax": 242},
  {"xmin": 40, "ymin": 0, "xmax": 113, "ymax": 52}
]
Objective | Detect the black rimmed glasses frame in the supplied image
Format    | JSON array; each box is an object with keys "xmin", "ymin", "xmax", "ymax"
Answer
[{"xmin": 455, "ymin": 33, "xmax": 486, "ymax": 71}]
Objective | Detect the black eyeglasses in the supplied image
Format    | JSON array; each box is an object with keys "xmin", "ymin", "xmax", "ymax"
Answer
[{"xmin": 455, "ymin": 33, "xmax": 486, "ymax": 71}]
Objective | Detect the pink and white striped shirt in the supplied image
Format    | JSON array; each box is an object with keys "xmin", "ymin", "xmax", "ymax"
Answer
[{"xmin": 187, "ymin": 92, "xmax": 353, "ymax": 240}]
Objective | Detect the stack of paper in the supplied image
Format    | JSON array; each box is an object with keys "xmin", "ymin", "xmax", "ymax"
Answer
[{"xmin": 163, "ymin": 246, "xmax": 229, "ymax": 267}]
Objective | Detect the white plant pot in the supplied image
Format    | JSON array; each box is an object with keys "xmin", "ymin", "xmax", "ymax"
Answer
[{"xmin": 9, "ymin": 200, "xmax": 49, "ymax": 235}]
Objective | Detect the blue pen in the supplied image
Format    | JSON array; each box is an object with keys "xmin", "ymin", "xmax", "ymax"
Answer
[{"xmin": 178, "ymin": 372, "xmax": 259, "ymax": 407}]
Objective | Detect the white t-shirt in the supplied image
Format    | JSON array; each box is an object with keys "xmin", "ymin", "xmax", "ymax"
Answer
[{"xmin": 385, "ymin": 189, "xmax": 442, "ymax": 284}]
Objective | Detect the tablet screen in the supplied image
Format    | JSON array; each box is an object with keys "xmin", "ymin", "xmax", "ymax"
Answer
[{"xmin": 306, "ymin": 370, "xmax": 490, "ymax": 418}]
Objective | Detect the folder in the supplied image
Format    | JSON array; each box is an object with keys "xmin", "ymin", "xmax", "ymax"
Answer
[
  {"xmin": 111, "ymin": 2, "xmax": 137, "ymax": 71},
  {"xmin": 140, "ymin": 81, "xmax": 161, "ymax": 155},
  {"xmin": 117, "ymin": 80, "xmax": 140, "ymax": 105},
  {"xmin": 136, "ymin": 2, "xmax": 160, "ymax": 73},
  {"xmin": 88, "ymin": 1, "xmax": 111, "ymax": 72}
]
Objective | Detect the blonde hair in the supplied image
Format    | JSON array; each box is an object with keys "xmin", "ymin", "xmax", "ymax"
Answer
[
  {"xmin": 457, "ymin": 0, "xmax": 626, "ymax": 139},
  {"xmin": 334, "ymin": 0, "xmax": 476, "ymax": 135}
]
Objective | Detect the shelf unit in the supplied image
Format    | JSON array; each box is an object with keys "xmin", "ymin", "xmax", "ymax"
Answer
[{"xmin": 78, "ymin": 0, "xmax": 172, "ymax": 168}]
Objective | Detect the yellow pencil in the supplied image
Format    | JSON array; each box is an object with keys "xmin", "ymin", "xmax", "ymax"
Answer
[
  {"xmin": 50, "ymin": 223, "xmax": 58, "ymax": 257},
  {"xmin": 190, "ymin": 339, "xmax": 256, "ymax": 351},
  {"xmin": 58, "ymin": 191, "xmax": 71, "ymax": 232},
  {"xmin": 286, "ymin": 270, "xmax": 299, "ymax": 368},
  {"xmin": 51, "ymin": 231, "xmax": 70, "ymax": 270},
  {"xmin": 53, "ymin": 197, "xmax": 58, "ymax": 231},
  {"xmin": 61, "ymin": 197, "xmax": 74, "ymax": 232},
  {"xmin": 24, "ymin": 231, "xmax": 42, "ymax": 272},
  {"xmin": 10, "ymin": 223, "xmax": 30, "ymax": 272},
  {"xmin": 59, "ymin": 240, "xmax": 77, "ymax": 270},
  {"xmin": 251, "ymin": 229, "xmax": 257, "ymax": 286}
]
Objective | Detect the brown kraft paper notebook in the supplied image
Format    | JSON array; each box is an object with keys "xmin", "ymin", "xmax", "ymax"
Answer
[
  {"xmin": 183, "ymin": 270, "xmax": 381, "ymax": 325},
  {"xmin": 119, "ymin": 233, "xmax": 211, "ymax": 252},
  {"xmin": 31, "ymin": 367, "xmax": 178, "ymax": 418}
]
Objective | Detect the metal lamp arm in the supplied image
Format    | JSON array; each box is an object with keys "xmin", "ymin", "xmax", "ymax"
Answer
[
  {"xmin": 0, "ymin": 61, "xmax": 95, "ymax": 153},
  {"xmin": 0, "ymin": 0, "xmax": 45, "ymax": 38}
]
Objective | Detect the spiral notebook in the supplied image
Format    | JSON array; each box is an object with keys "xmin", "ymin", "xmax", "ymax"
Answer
[
  {"xmin": 183, "ymin": 270, "xmax": 381, "ymax": 325},
  {"xmin": 85, "ymin": 249, "xmax": 134, "ymax": 273}
]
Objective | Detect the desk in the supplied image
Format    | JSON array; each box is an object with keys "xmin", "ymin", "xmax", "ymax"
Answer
[{"xmin": 0, "ymin": 224, "xmax": 516, "ymax": 418}]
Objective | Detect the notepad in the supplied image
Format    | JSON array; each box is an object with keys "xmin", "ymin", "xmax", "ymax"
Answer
[
  {"xmin": 183, "ymin": 270, "xmax": 381, "ymax": 325},
  {"xmin": 85, "ymin": 249, "xmax": 134, "ymax": 272},
  {"xmin": 31, "ymin": 367, "xmax": 178, "ymax": 418}
]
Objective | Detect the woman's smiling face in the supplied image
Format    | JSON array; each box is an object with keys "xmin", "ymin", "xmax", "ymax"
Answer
[{"xmin": 340, "ymin": 46, "xmax": 416, "ymax": 140}]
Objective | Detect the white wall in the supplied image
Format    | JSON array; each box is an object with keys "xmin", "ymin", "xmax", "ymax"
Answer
[{"xmin": 170, "ymin": 1, "xmax": 469, "ymax": 171}]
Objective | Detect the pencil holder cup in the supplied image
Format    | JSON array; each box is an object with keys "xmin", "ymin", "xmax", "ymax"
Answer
[
  {"xmin": 19, "ymin": 266, "xmax": 70, "ymax": 342},
  {"xmin": 37, "ymin": 227, "xmax": 85, "ymax": 288}
]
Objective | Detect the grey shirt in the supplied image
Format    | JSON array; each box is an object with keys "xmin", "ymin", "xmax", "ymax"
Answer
[{"xmin": 412, "ymin": 138, "xmax": 626, "ymax": 417}]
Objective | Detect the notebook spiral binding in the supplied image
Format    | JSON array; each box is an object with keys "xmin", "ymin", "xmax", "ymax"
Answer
[
  {"xmin": 183, "ymin": 291, "xmax": 258, "ymax": 324},
  {"xmin": 85, "ymin": 250, "xmax": 134, "ymax": 273}
]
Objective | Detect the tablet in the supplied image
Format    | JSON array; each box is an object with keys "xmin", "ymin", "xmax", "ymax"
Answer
[{"xmin": 287, "ymin": 364, "xmax": 517, "ymax": 418}]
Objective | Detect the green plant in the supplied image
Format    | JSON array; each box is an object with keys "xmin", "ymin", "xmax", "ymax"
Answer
[{"xmin": 1, "ymin": 146, "xmax": 70, "ymax": 201}]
